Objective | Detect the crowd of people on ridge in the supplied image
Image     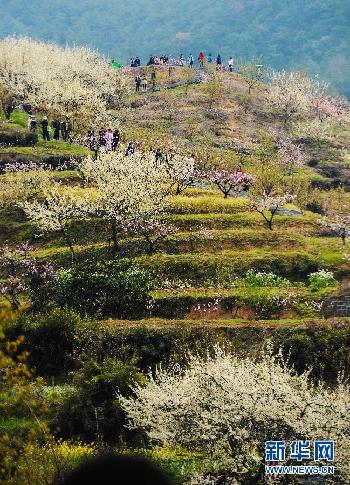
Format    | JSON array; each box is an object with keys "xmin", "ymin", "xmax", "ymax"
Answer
[
  {"xmin": 129, "ymin": 52, "xmax": 236, "ymax": 71},
  {"xmin": 28, "ymin": 114, "xmax": 72, "ymax": 142}
]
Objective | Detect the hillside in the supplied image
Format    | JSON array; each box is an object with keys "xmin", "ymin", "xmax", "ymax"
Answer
[
  {"xmin": 1, "ymin": 0, "xmax": 350, "ymax": 97},
  {"xmin": 1, "ymin": 55, "xmax": 350, "ymax": 483}
]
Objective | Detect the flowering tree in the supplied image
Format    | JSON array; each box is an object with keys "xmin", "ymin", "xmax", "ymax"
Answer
[
  {"xmin": 127, "ymin": 218, "xmax": 177, "ymax": 254},
  {"xmin": 19, "ymin": 184, "xmax": 84, "ymax": 261},
  {"xmin": 310, "ymin": 94, "xmax": 350, "ymax": 121},
  {"xmin": 0, "ymin": 85, "xmax": 17, "ymax": 120},
  {"xmin": 267, "ymin": 71, "xmax": 328, "ymax": 124},
  {"xmin": 0, "ymin": 163, "xmax": 54, "ymax": 209},
  {"xmin": 164, "ymin": 154, "xmax": 197, "ymax": 195},
  {"xmin": 318, "ymin": 190, "xmax": 350, "ymax": 245},
  {"xmin": 0, "ymin": 243, "xmax": 56, "ymax": 309},
  {"xmin": 120, "ymin": 347, "xmax": 350, "ymax": 483},
  {"xmin": 319, "ymin": 213, "xmax": 350, "ymax": 245},
  {"xmin": 250, "ymin": 192, "xmax": 294, "ymax": 230},
  {"xmin": 294, "ymin": 118, "xmax": 337, "ymax": 147},
  {"xmin": 0, "ymin": 36, "xmax": 128, "ymax": 132},
  {"xmin": 204, "ymin": 168, "xmax": 255, "ymax": 198},
  {"xmin": 268, "ymin": 128, "xmax": 306, "ymax": 175},
  {"xmin": 203, "ymin": 75, "xmax": 222, "ymax": 109},
  {"xmin": 237, "ymin": 59, "xmax": 266, "ymax": 93},
  {"xmin": 79, "ymin": 151, "xmax": 169, "ymax": 252}
]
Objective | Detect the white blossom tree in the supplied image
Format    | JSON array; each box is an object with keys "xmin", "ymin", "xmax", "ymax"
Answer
[
  {"xmin": 319, "ymin": 213, "xmax": 350, "ymax": 246},
  {"xmin": 164, "ymin": 154, "xmax": 197, "ymax": 195},
  {"xmin": 294, "ymin": 118, "xmax": 337, "ymax": 147},
  {"xmin": 237, "ymin": 59, "xmax": 266, "ymax": 93},
  {"xmin": 79, "ymin": 150, "xmax": 169, "ymax": 251},
  {"xmin": 120, "ymin": 347, "xmax": 350, "ymax": 483},
  {"xmin": 19, "ymin": 184, "xmax": 84, "ymax": 260},
  {"xmin": 0, "ymin": 36, "xmax": 129, "ymax": 131},
  {"xmin": 0, "ymin": 163, "xmax": 54, "ymax": 209},
  {"xmin": 267, "ymin": 71, "xmax": 328, "ymax": 124}
]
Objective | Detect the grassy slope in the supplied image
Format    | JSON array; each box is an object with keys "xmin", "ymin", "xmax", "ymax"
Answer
[{"xmin": 1, "ymin": 68, "xmax": 349, "ymax": 326}]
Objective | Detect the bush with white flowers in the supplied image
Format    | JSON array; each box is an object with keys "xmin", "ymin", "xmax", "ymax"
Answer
[
  {"xmin": 308, "ymin": 269, "xmax": 337, "ymax": 291},
  {"xmin": 120, "ymin": 347, "xmax": 350, "ymax": 483}
]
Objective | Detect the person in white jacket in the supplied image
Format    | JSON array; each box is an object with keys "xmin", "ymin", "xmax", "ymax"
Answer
[{"xmin": 228, "ymin": 57, "xmax": 234, "ymax": 72}]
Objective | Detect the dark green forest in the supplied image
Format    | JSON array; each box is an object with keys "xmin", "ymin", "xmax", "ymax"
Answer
[{"xmin": 1, "ymin": 0, "xmax": 350, "ymax": 96}]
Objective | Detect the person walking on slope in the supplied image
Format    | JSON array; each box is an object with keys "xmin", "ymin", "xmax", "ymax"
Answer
[
  {"xmin": 188, "ymin": 54, "xmax": 194, "ymax": 68},
  {"xmin": 52, "ymin": 119, "xmax": 60, "ymax": 141},
  {"xmin": 125, "ymin": 142, "xmax": 135, "ymax": 157},
  {"xmin": 41, "ymin": 116, "xmax": 50, "ymax": 141},
  {"xmin": 207, "ymin": 53, "xmax": 212, "ymax": 64},
  {"xmin": 61, "ymin": 117, "xmax": 72, "ymax": 142},
  {"xmin": 228, "ymin": 56, "xmax": 234, "ymax": 72},
  {"xmin": 98, "ymin": 129, "xmax": 107, "ymax": 151},
  {"xmin": 135, "ymin": 74, "xmax": 142, "ymax": 92},
  {"xmin": 28, "ymin": 114, "xmax": 37, "ymax": 133},
  {"xmin": 155, "ymin": 148, "xmax": 163, "ymax": 165},
  {"xmin": 106, "ymin": 129, "xmax": 113, "ymax": 150},
  {"xmin": 216, "ymin": 54, "xmax": 222, "ymax": 71},
  {"xmin": 141, "ymin": 75, "xmax": 148, "ymax": 92},
  {"xmin": 112, "ymin": 129, "xmax": 120, "ymax": 151}
]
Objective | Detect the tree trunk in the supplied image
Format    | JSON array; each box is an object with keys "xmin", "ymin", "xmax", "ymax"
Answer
[
  {"xmin": 111, "ymin": 220, "xmax": 118, "ymax": 253},
  {"xmin": 61, "ymin": 228, "xmax": 75, "ymax": 262}
]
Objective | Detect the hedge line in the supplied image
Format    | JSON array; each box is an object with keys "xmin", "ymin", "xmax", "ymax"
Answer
[
  {"xmin": 6, "ymin": 310, "xmax": 350, "ymax": 384},
  {"xmin": 135, "ymin": 251, "xmax": 320, "ymax": 283},
  {"xmin": 0, "ymin": 125, "xmax": 38, "ymax": 146}
]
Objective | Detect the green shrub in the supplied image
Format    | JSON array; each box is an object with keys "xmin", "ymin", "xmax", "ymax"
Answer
[
  {"xmin": 235, "ymin": 269, "xmax": 291, "ymax": 288},
  {"xmin": 305, "ymin": 199, "xmax": 325, "ymax": 215},
  {"xmin": 0, "ymin": 125, "xmax": 38, "ymax": 146},
  {"xmin": 7, "ymin": 308, "xmax": 81, "ymax": 377},
  {"xmin": 242, "ymin": 291, "xmax": 297, "ymax": 319},
  {"xmin": 54, "ymin": 262, "xmax": 154, "ymax": 317},
  {"xmin": 308, "ymin": 269, "xmax": 337, "ymax": 292},
  {"xmin": 137, "ymin": 251, "xmax": 319, "ymax": 286},
  {"xmin": 51, "ymin": 358, "xmax": 145, "ymax": 444}
]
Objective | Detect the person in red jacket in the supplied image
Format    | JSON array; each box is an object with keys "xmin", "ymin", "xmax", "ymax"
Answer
[{"xmin": 198, "ymin": 52, "xmax": 205, "ymax": 68}]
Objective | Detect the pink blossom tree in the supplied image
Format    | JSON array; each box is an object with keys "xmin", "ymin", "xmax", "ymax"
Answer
[
  {"xmin": 250, "ymin": 192, "xmax": 294, "ymax": 230},
  {"xmin": 203, "ymin": 168, "xmax": 255, "ymax": 198}
]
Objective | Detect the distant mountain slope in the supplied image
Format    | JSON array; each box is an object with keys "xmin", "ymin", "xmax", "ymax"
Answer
[{"xmin": 1, "ymin": 0, "xmax": 350, "ymax": 96}]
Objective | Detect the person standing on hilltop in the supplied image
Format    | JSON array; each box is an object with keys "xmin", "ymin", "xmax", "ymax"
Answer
[
  {"xmin": 151, "ymin": 69, "xmax": 157, "ymax": 91},
  {"xmin": 188, "ymin": 54, "xmax": 194, "ymax": 68},
  {"xmin": 216, "ymin": 54, "xmax": 222, "ymax": 71},
  {"xmin": 198, "ymin": 52, "xmax": 205, "ymax": 68},
  {"xmin": 208, "ymin": 53, "xmax": 213, "ymax": 64},
  {"xmin": 228, "ymin": 56, "xmax": 234, "ymax": 72},
  {"xmin": 41, "ymin": 116, "xmax": 50, "ymax": 141}
]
